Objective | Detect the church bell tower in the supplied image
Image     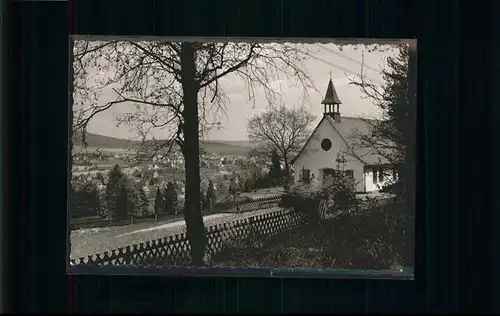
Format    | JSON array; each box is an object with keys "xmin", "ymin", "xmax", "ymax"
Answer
[{"xmin": 321, "ymin": 76, "xmax": 342, "ymax": 123}]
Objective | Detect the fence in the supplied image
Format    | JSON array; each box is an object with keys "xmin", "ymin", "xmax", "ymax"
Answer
[
  {"xmin": 70, "ymin": 194, "xmax": 284, "ymax": 230},
  {"xmin": 70, "ymin": 206, "xmax": 305, "ymax": 266}
]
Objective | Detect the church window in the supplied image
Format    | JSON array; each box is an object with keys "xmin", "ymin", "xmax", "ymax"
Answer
[{"xmin": 321, "ymin": 138, "xmax": 332, "ymax": 151}]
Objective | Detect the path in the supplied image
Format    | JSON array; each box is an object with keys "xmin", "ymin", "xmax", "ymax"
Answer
[{"xmin": 70, "ymin": 206, "xmax": 284, "ymax": 260}]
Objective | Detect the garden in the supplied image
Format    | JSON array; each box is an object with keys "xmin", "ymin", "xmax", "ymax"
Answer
[{"xmin": 208, "ymin": 172, "xmax": 410, "ymax": 271}]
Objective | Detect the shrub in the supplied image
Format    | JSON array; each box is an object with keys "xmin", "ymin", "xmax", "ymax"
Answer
[
  {"xmin": 137, "ymin": 186, "xmax": 150, "ymax": 217},
  {"xmin": 288, "ymin": 171, "xmax": 358, "ymax": 214},
  {"xmin": 243, "ymin": 176, "xmax": 255, "ymax": 192},
  {"xmin": 105, "ymin": 164, "xmax": 125, "ymax": 219},
  {"xmin": 115, "ymin": 184, "xmax": 129, "ymax": 220},
  {"xmin": 154, "ymin": 187, "xmax": 163, "ymax": 215},
  {"xmin": 204, "ymin": 180, "xmax": 217, "ymax": 212},
  {"xmin": 210, "ymin": 197, "xmax": 407, "ymax": 270},
  {"xmin": 163, "ymin": 182, "xmax": 178, "ymax": 215},
  {"xmin": 228, "ymin": 178, "xmax": 240, "ymax": 202},
  {"xmin": 72, "ymin": 182, "xmax": 101, "ymax": 219}
]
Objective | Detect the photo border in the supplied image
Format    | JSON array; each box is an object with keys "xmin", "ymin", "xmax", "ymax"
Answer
[{"xmin": 13, "ymin": 0, "xmax": 485, "ymax": 312}]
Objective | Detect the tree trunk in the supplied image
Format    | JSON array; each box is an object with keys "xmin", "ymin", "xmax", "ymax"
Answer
[
  {"xmin": 283, "ymin": 158, "xmax": 290, "ymax": 183},
  {"xmin": 180, "ymin": 42, "xmax": 207, "ymax": 266}
]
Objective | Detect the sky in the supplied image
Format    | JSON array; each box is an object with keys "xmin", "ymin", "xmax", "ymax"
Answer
[{"xmin": 81, "ymin": 43, "xmax": 400, "ymax": 142}]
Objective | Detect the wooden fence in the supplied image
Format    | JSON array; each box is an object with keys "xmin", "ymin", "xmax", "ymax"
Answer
[
  {"xmin": 71, "ymin": 194, "xmax": 284, "ymax": 230},
  {"xmin": 70, "ymin": 204, "xmax": 306, "ymax": 266}
]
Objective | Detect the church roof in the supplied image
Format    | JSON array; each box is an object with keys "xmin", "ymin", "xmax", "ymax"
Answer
[
  {"xmin": 291, "ymin": 114, "xmax": 395, "ymax": 166},
  {"xmin": 321, "ymin": 79, "xmax": 342, "ymax": 105}
]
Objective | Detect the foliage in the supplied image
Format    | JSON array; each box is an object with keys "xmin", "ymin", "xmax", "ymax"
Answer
[
  {"xmin": 349, "ymin": 45, "xmax": 412, "ymax": 199},
  {"xmin": 154, "ymin": 187, "xmax": 163, "ymax": 215},
  {"xmin": 72, "ymin": 182, "xmax": 101, "ymax": 219},
  {"xmin": 205, "ymin": 180, "xmax": 217, "ymax": 209},
  {"xmin": 105, "ymin": 164, "xmax": 125, "ymax": 219},
  {"xmin": 228, "ymin": 177, "xmax": 240, "ymax": 202},
  {"xmin": 289, "ymin": 171, "xmax": 358, "ymax": 214},
  {"xmin": 163, "ymin": 182, "xmax": 178, "ymax": 215},
  {"xmin": 243, "ymin": 176, "xmax": 255, "ymax": 192},
  {"xmin": 210, "ymin": 197, "xmax": 406, "ymax": 270},
  {"xmin": 349, "ymin": 45, "xmax": 414, "ymax": 264},
  {"xmin": 136, "ymin": 185, "xmax": 149, "ymax": 217},
  {"xmin": 95, "ymin": 172, "xmax": 105, "ymax": 184},
  {"xmin": 269, "ymin": 149, "xmax": 282, "ymax": 184},
  {"xmin": 115, "ymin": 184, "xmax": 129, "ymax": 220},
  {"xmin": 149, "ymin": 177, "xmax": 159, "ymax": 186}
]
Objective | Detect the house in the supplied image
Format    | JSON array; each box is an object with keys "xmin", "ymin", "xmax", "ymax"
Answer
[{"xmin": 292, "ymin": 78, "xmax": 396, "ymax": 193}]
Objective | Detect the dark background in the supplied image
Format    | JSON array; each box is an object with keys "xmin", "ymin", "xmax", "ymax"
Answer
[{"xmin": 3, "ymin": 0, "xmax": 496, "ymax": 312}]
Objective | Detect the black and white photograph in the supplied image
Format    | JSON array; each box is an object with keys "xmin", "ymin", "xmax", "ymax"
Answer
[{"xmin": 69, "ymin": 38, "xmax": 415, "ymax": 273}]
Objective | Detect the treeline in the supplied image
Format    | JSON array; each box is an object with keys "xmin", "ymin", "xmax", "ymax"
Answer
[
  {"xmin": 71, "ymin": 165, "xmax": 180, "ymax": 220},
  {"xmin": 72, "ymin": 154, "xmax": 286, "ymax": 220}
]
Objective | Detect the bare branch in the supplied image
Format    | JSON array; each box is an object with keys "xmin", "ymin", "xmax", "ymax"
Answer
[{"xmin": 247, "ymin": 106, "xmax": 315, "ymax": 172}]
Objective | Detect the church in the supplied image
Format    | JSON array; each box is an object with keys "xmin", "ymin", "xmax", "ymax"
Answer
[{"xmin": 292, "ymin": 78, "xmax": 397, "ymax": 193}]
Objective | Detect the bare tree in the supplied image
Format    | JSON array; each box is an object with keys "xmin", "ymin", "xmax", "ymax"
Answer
[
  {"xmin": 247, "ymin": 106, "xmax": 315, "ymax": 180},
  {"xmin": 72, "ymin": 40, "xmax": 316, "ymax": 265}
]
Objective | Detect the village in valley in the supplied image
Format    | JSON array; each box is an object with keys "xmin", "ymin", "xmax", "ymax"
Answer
[
  {"xmin": 71, "ymin": 140, "xmax": 283, "ymax": 221},
  {"xmin": 70, "ymin": 40, "xmax": 414, "ymax": 272}
]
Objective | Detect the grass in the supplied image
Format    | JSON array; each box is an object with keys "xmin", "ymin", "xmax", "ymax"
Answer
[
  {"xmin": 70, "ymin": 215, "xmax": 184, "ymax": 259},
  {"xmin": 69, "ymin": 205, "xmax": 284, "ymax": 261},
  {"xmin": 208, "ymin": 198, "xmax": 408, "ymax": 271}
]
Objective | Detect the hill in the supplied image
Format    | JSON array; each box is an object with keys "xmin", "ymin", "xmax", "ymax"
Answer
[{"xmin": 72, "ymin": 131, "xmax": 254, "ymax": 156}]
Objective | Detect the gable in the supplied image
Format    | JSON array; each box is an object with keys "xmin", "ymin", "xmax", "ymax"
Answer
[
  {"xmin": 292, "ymin": 115, "xmax": 395, "ymax": 166},
  {"xmin": 292, "ymin": 116, "xmax": 345, "ymax": 166}
]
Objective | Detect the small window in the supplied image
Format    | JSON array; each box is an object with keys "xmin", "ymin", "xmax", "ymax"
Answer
[
  {"xmin": 322, "ymin": 168, "xmax": 336, "ymax": 178},
  {"xmin": 321, "ymin": 138, "xmax": 332, "ymax": 151},
  {"xmin": 344, "ymin": 170, "xmax": 354, "ymax": 179},
  {"xmin": 378, "ymin": 168, "xmax": 385, "ymax": 182},
  {"xmin": 301, "ymin": 168, "xmax": 311, "ymax": 183}
]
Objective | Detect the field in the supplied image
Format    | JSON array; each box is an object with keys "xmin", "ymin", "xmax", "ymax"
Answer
[
  {"xmin": 72, "ymin": 131, "xmax": 254, "ymax": 156},
  {"xmin": 70, "ymin": 206, "xmax": 282, "ymax": 259}
]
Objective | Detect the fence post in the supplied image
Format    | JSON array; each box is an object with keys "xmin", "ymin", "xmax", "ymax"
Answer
[{"xmin": 130, "ymin": 214, "xmax": 134, "ymax": 225}]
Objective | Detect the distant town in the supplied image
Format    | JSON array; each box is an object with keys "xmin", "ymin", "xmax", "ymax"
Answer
[{"xmin": 71, "ymin": 132, "xmax": 285, "ymax": 219}]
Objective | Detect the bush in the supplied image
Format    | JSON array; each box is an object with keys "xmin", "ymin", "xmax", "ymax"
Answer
[
  {"xmin": 288, "ymin": 171, "xmax": 358, "ymax": 214},
  {"xmin": 115, "ymin": 184, "xmax": 129, "ymax": 220},
  {"xmin": 243, "ymin": 176, "xmax": 254, "ymax": 192},
  {"xmin": 210, "ymin": 197, "xmax": 407, "ymax": 270},
  {"xmin": 105, "ymin": 164, "xmax": 125, "ymax": 219},
  {"xmin": 206, "ymin": 180, "xmax": 217, "ymax": 203},
  {"xmin": 72, "ymin": 182, "xmax": 101, "ymax": 219},
  {"xmin": 133, "ymin": 184, "xmax": 149, "ymax": 218},
  {"xmin": 163, "ymin": 182, "xmax": 178, "ymax": 215},
  {"xmin": 154, "ymin": 187, "xmax": 163, "ymax": 215}
]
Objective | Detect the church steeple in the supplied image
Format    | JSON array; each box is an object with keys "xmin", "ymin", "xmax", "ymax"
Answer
[{"xmin": 321, "ymin": 76, "xmax": 342, "ymax": 122}]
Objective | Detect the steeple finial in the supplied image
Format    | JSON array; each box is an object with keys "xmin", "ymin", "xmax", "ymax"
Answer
[{"xmin": 321, "ymin": 78, "xmax": 342, "ymax": 105}]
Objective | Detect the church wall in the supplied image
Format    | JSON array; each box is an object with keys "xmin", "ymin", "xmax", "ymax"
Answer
[
  {"xmin": 363, "ymin": 166, "xmax": 397, "ymax": 192},
  {"xmin": 293, "ymin": 116, "xmax": 367, "ymax": 192}
]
